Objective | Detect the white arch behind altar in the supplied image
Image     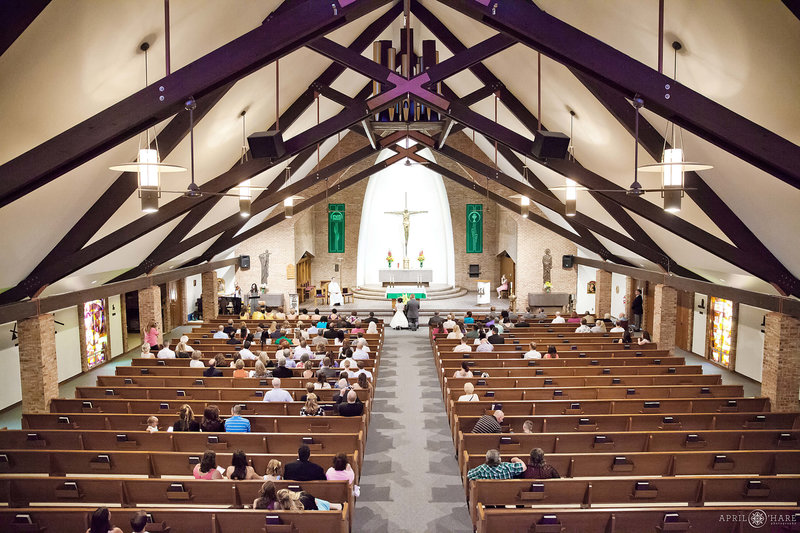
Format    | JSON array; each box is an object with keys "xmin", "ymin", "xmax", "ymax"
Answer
[{"xmin": 356, "ymin": 143, "xmax": 455, "ymax": 288}]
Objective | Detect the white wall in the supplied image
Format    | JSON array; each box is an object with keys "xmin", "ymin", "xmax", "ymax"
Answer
[
  {"xmin": 735, "ymin": 304, "xmax": 766, "ymax": 382},
  {"xmin": 610, "ymin": 273, "xmax": 627, "ymax": 318},
  {"xmin": 0, "ymin": 321, "xmax": 22, "ymax": 411},
  {"xmin": 357, "ymin": 146, "xmax": 455, "ymax": 287},
  {"xmin": 185, "ymin": 274, "xmax": 203, "ymax": 318},
  {"xmin": 692, "ymin": 293, "xmax": 708, "ymax": 356},
  {"xmin": 575, "ymin": 264, "xmax": 597, "ymax": 314},
  {"xmin": 218, "ymin": 264, "xmax": 236, "ymax": 294},
  {"xmin": 108, "ymin": 295, "xmax": 123, "ymax": 358},
  {"xmin": 55, "ymin": 306, "xmax": 82, "ymax": 383}
]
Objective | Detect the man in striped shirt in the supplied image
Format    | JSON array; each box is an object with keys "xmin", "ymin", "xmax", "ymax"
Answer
[
  {"xmin": 471, "ymin": 410, "xmax": 504, "ymax": 433},
  {"xmin": 467, "ymin": 449, "xmax": 525, "ymax": 480},
  {"xmin": 224, "ymin": 404, "xmax": 251, "ymax": 433}
]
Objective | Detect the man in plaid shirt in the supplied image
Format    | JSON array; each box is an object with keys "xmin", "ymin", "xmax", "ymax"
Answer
[{"xmin": 467, "ymin": 449, "xmax": 525, "ymax": 480}]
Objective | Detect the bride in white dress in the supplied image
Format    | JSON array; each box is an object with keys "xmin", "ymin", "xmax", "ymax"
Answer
[{"xmin": 389, "ymin": 297, "xmax": 409, "ymax": 329}]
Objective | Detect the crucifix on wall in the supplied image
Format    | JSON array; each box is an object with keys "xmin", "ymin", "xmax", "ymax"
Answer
[{"xmin": 259, "ymin": 250, "xmax": 271, "ymax": 286}]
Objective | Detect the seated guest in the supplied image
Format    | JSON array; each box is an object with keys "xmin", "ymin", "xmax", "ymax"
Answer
[
  {"xmin": 326, "ymin": 453, "xmax": 355, "ymax": 485},
  {"xmin": 276, "ymin": 489, "xmax": 304, "ymax": 510},
  {"xmin": 354, "ymin": 361, "xmax": 373, "ymax": 380},
  {"xmin": 299, "ymin": 382, "xmax": 316, "ymax": 402},
  {"xmin": 453, "ymin": 361, "xmax": 474, "ymax": 378},
  {"xmin": 458, "ymin": 382, "xmax": 479, "ymax": 402},
  {"xmin": 239, "ymin": 341, "xmax": 256, "ymax": 360},
  {"xmin": 253, "ymin": 481, "xmax": 279, "ymax": 510},
  {"xmin": 223, "ymin": 319, "xmax": 235, "ymax": 336},
  {"xmin": 204, "ymin": 355, "xmax": 224, "ymax": 377},
  {"xmin": 443, "ymin": 314, "xmax": 456, "ymax": 330},
  {"xmin": 284, "ymin": 445, "xmax": 326, "ymax": 481},
  {"xmin": 464, "ymin": 311, "xmax": 475, "ymax": 324},
  {"xmin": 319, "ymin": 357, "xmax": 338, "ymax": 379},
  {"xmin": 514, "ymin": 319, "xmax": 530, "ymax": 328},
  {"xmin": 522, "ymin": 306, "xmax": 535, "ymax": 320},
  {"xmin": 366, "ymin": 321, "xmax": 379, "ymax": 334},
  {"xmin": 232, "ymin": 359, "xmax": 248, "ymax": 378},
  {"xmin": 175, "ymin": 335, "xmax": 194, "ymax": 357},
  {"xmin": 545, "ymin": 345, "xmax": 560, "ymax": 359},
  {"xmin": 522, "ymin": 420, "xmax": 535, "ymax": 434},
  {"xmin": 353, "ymin": 373, "xmax": 371, "ymax": 391},
  {"xmin": 551, "ymin": 312, "xmax": 565, "ymax": 324},
  {"xmin": 602, "ymin": 312, "xmax": 614, "ymax": 324},
  {"xmin": 140, "ymin": 343, "xmax": 154, "ymax": 359},
  {"xmin": 523, "ymin": 342, "xmax": 542, "ymax": 359},
  {"xmin": 338, "ymin": 389, "xmax": 364, "ymax": 417},
  {"xmin": 584, "ymin": 313, "xmax": 595, "ymax": 323},
  {"xmin": 522, "ymin": 447, "xmax": 560, "ymax": 479},
  {"xmin": 229, "ymin": 352, "xmax": 242, "ymax": 368},
  {"xmin": 476, "ymin": 338, "xmax": 494, "ymax": 352},
  {"xmin": 298, "ymin": 309, "xmax": 311, "ymax": 320},
  {"xmin": 129, "ymin": 510, "xmax": 148, "ymax": 533},
  {"xmin": 224, "ymin": 404, "xmax": 251, "ymax": 433},
  {"xmin": 353, "ymin": 342, "xmax": 369, "ymax": 360},
  {"xmin": 264, "ymin": 378, "xmax": 293, "ymax": 402},
  {"xmin": 193, "ymin": 450, "xmax": 223, "ymax": 479},
  {"xmin": 638, "ymin": 330, "xmax": 652, "ymax": 345},
  {"xmin": 591, "ymin": 320, "xmax": 607, "ymax": 333},
  {"xmin": 575, "ymin": 318, "xmax": 591, "ymax": 333},
  {"xmin": 351, "ymin": 321, "xmax": 365, "ymax": 334},
  {"xmin": 263, "ymin": 459, "xmax": 283, "ymax": 482},
  {"xmin": 617, "ymin": 312, "xmax": 629, "ymax": 330},
  {"xmin": 157, "ymin": 340, "xmax": 176, "ymax": 359},
  {"xmin": 614, "ymin": 331, "xmax": 633, "ymax": 344},
  {"xmin": 465, "ymin": 324, "xmax": 480, "ymax": 339},
  {"xmin": 311, "ymin": 334, "xmax": 327, "ymax": 348},
  {"xmin": 294, "ymin": 339, "xmax": 313, "ymax": 359},
  {"xmin": 428, "ymin": 311, "xmax": 445, "ymax": 327},
  {"xmin": 189, "ymin": 351, "xmax": 205, "ymax": 368},
  {"xmin": 535, "ymin": 307, "xmax": 548, "ymax": 319},
  {"xmin": 249, "ymin": 360, "xmax": 272, "ymax": 379},
  {"xmin": 200, "ymin": 405, "xmax": 224, "ymax": 432},
  {"xmin": 487, "ymin": 327, "xmax": 504, "ymax": 344},
  {"xmin": 146, "ymin": 416, "xmax": 159, "ymax": 433},
  {"xmin": 226, "ymin": 449, "xmax": 261, "ymax": 480},
  {"xmin": 87, "ymin": 507, "xmax": 124, "ymax": 533},
  {"xmin": 453, "ymin": 338, "xmax": 472, "ymax": 352},
  {"xmin": 447, "ymin": 322, "xmax": 464, "ymax": 339},
  {"xmin": 467, "ymin": 449, "xmax": 525, "ymax": 480},
  {"xmin": 272, "ymin": 357, "xmax": 293, "ymax": 378},
  {"xmin": 315, "ymin": 373, "xmax": 332, "ymax": 390},
  {"xmin": 567, "ymin": 311, "xmax": 582, "ymax": 324},
  {"xmin": 172, "ymin": 404, "xmax": 199, "ymax": 432},
  {"xmin": 609, "ymin": 321, "xmax": 626, "ymax": 333},
  {"xmin": 472, "ymin": 410, "xmax": 504, "ymax": 433}
]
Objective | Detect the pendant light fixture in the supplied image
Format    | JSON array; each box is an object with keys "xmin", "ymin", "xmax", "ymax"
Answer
[
  {"xmin": 638, "ymin": 41, "xmax": 712, "ymax": 213},
  {"xmin": 564, "ymin": 110, "xmax": 577, "ymax": 217},
  {"xmin": 109, "ymin": 42, "xmax": 185, "ymax": 213},
  {"xmin": 238, "ymin": 110, "xmax": 251, "ymax": 217}
]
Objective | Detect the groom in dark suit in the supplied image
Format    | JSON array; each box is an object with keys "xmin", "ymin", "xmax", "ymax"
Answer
[{"xmin": 405, "ymin": 294, "xmax": 420, "ymax": 331}]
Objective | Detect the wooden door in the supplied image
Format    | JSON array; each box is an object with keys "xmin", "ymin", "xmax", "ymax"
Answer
[
  {"xmin": 500, "ymin": 254, "xmax": 515, "ymax": 292},
  {"xmin": 675, "ymin": 290, "xmax": 693, "ymax": 351},
  {"xmin": 644, "ymin": 281, "xmax": 655, "ymax": 334}
]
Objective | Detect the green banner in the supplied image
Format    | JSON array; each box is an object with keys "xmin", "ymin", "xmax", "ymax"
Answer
[
  {"xmin": 466, "ymin": 204, "xmax": 483, "ymax": 253},
  {"xmin": 328, "ymin": 203, "xmax": 345, "ymax": 253}
]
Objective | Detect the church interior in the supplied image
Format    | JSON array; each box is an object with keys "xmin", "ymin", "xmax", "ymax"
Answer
[{"xmin": 0, "ymin": 1, "xmax": 798, "ymax": 531}]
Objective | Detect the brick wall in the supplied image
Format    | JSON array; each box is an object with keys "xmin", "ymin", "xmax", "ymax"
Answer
[
  {"xmin": 652, "ymin": 284, "xmax": 678, "ymax": 353},
  {"xmin": 18, "ymin": 314, "xmax": 58, "ymax": 414},
  {"xmin": 513, "ymin": 213, "xmax": 577, "ymax": 303},
  {"xmin": 235, "ymin": 217, "xmax": 296, "ymax": 309},
  {"xmin": 201, "ymin": 271, "xmax": 218, "ymax": 320},
  {"xmin": 595, "ymin": 270, "xmax": 612, "ymax": 318},
  {"xmin": 138, "ymin": 286, "xmax": 163, "ymax": 345},
  {"xmin": 761, "ymin": 312, "xmax": 800, "ymax": 412}
]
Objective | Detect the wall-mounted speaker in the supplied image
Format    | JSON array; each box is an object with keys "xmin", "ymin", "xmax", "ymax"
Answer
[
  {"xmin": 247, "ymin": 131, "xmax": 286, "ymax": 159},
  {"xmin": 239, "ymin": 255, "xmax": 250, "ymax": 269},
  {"xmin": 562, "ymin": 254, "xmax": 574, "ymax": 268},
  {"xmin": 531, "ymin": 131, "xmax": 570, "ymax": 160}
]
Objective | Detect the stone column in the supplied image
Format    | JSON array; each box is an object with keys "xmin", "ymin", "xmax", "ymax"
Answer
[
  {"xmin": 177, "ymin": 279, "xmax": 187, "ymax": 324},
  {"xmin": 652, "ymin": 284, "xmax": 678, "ymax": 352},
  {"xmin": 18, "ymin": 314, "xmax": 59, "ymax": 413},
  {"xmin": 202, "ymin": 271, "xmax": 218, "ymax": 320},
  {"xmin": 595, "ymin": 270, "xmax": 612, "ymax": 318},
  {"xmin": 138, "ymin": 285, "xmax": 163, "ymax": 346},
  {"xmin": 762, "ymin": 312, "xmax": 800, "ymax": 413},
  {"xmin": 162, "ymin": 283, "xmax": 174, "ymax": 337}
]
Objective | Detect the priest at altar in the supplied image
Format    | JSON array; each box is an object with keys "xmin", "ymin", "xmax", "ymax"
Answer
[{"xmin": 328, "ymin": 276, "xmax": 344, "ymax": 306}]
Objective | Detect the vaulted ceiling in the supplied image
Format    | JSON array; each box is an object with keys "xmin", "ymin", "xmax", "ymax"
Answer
[{"xmin": 0, "ymin": 0, "xmax": 798, "ymax": 304}]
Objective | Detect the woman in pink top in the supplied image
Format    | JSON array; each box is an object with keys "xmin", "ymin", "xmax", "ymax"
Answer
[
  {"xmin": 325, "ymin": 453, "xmax": 355, "ymax": 485},
  {"xmin": 193, "ymin": 450, "xmax": 223, "ymax": 480},
  {"xmin": 143, "ymin": 322, "xmax": 160, "ymax": 349}
]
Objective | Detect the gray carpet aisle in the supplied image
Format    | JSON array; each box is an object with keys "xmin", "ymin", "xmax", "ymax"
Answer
[{"xmin": 352, "ymin": 327, "xmax": 473, "ymax": 532}]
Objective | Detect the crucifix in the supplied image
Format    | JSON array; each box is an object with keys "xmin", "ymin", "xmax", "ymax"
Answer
[{"xmin": 385, "ymin": 192, "xmax": 427, "ymax": 268}]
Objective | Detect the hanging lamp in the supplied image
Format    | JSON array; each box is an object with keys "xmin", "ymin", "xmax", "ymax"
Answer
[
  {"xmin": 564, "ymin": 110, "xmax": 577, "ymax": 217},
  {"xmin": 637, "ymin": 41, "xmax": 712, "ymax": 213},
  {"xmin": 109, "ymin": 42, "xmax": 185, "ymax": 213},
  {"xmin": 238, "ymin": 110, "xmax": 251, "ymax": 217}
]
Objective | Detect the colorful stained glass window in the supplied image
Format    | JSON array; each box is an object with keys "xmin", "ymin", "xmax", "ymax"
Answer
[
  {"xmin": 710, "ymin": 297, "xmax": 733, "ymax": 367},
  {"xmin": 84, "ymin": 300, "xmax": 107, "ymax": 369}
]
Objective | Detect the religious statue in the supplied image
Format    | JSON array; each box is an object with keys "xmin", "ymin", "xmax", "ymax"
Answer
[
  {"xmin": 385, "ymin": 192, "xmax": 427, "ymax": 267},
  {"xmin": 542, "ymin": 248, "xmax": 553, "ymax": 285},
  {"xmin": 259, "ymin": 250, "xmax": 271, "ymax": 286}
]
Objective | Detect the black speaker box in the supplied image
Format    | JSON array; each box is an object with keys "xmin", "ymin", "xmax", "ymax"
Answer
[
  {"xmin": 247, "ymin": 130, "xmax": 286, "ymax": 159},
  {"xmin": 531, "ymin": 131, "xmax": 570, "ymax": 159},
  {"xmin": 239, "ymin": 255, "xmax": 250, "ymax": 269},
  {"xmin": 562, "ymin": 254, "xmax": 574, "ymax": 268}
]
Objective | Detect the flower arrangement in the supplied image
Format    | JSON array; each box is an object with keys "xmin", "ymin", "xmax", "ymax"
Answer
[
  {"xmin": 543, "ymin": 281, "xmax": 552, "ymax": 293},
  {"xmin": 386, "ymin": 250, "xmax": 393, "ymax": 267},
  {"xmin": 259, "ymin": 283, "xmax": 267, "ymax": 294},
  {"xmin": 418, "ymin": 250, "xmax": 425, "ymax": 267}
]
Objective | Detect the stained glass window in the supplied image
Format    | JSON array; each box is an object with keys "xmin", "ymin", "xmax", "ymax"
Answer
[
  {"xmin": 710, "ymin": 297, "xmax": 733, "ymax": 367},
  {"xmin": 84, "ymin": 300, "xmax": 107, "ymax": 369}
]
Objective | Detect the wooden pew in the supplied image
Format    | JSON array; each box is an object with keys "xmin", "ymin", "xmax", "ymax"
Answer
[
  {"xmin": 468, "ymin": 476, "xmax": 800, "ymax": 525},
  {"xmin": 474, "ymin": 505, "xmax": 799, "ymax": 533},
  {"xmin": 444, "ymin": 384, "xmax": 745, "ymax": 402},
  {"xmin": 74, "ymin": 386, "xmax": 371, "ymax": 403},
  {"xmin": 97, "ymin": 375, "xmax": 368, "ymax": 389},
  {"xmin": 0, "ymin": 506, "xmax": 350, "ymax": 533}
]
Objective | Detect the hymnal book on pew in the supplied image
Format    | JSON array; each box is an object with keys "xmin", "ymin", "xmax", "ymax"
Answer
[
  {"xmin": 105, "ymin": 389, "xmax": 115, "ymax": 396},
  {"xmin": 644, "ymin": 401, "xmax": 660, "ymax": 408},
  {"xmin": 612, "ymin": 378, "xmax": 621, "ymax": 384},
  {"xmin": 260, "ymin": 379, "xmax": 268, "ymax": 386},
  {"xmin": 543, "ymin": 379, "xmax": 553, "ymax": 385},
  {"xmin": 160, "ymin": 403, "xmax": 169, "ymax": 410},
  {"xmin": 484, "ymin": 391, "xmax": 495, "ymax": 398},
  {"xmin": 157, "ymin": 360, "xmax": 165, "ymax": 366},
  {"xmin": 195, "ymin": 379, "xmax": 204, "ymax": 386},
  {"xmin": 561, "ymin": 339, "xmax": 569, "ymax": 343},
  {"xmin": 140, "ymin": 368, "xmax": 149, "ymax": 374},
  {"xmin": 601, "ymin": 368, "xmax": 609, "ymax": 374},
  {"xmin": 579, "ymin": 352, "xmax": 586, "ymax": 357},
  {"xmin": 26, "ymin": 433, "xmax": 39, "ymax": 441},
  {"xmin": 528, "ymin": 361, "xmax": 537, "ymax": 366},
  {"xmin": 626, "ymin": 388, "xmax": 636, "ymax": 395},
  {"xmin": 239, "ymin": 404, "xmax": 247, "ymax": 410},
  {"xmin": 477, "ymin": 379, "xmax": 486, "ymax": 386},
  {"xmin": 82, "ymin": 401, "xmax": 93, "ymax": 408},
  {"xmin": 255, "ymin": 391, "xmax": 264, "ymax": 397},
  {"xmin": 168, "ymin": 483, "xmax": 185, "ymax": 492},
  {"xmin": 570, "ymin": 403, "xmax": 580, "ymax": 410},
  {"xmin": 613, "ymin": 456, "xmax": 627, "ymax": 464},
  {"xmin": 288, "ymin": 485, "xmax": 301, "ymax": 491},
  {"xmin": 535, "ymin": 369, "xmax": 543, "ymax": 375},
  {"xmin": 514, "ymin": 346, "xmax": 521, "ymax": 350},
  {"xmin": 322, "ymin": 404, "xmax": 334, "ymax": 411},
  {"xmin": 662, "ymin": 416, "xmax": 675, "ymax": 424},
  {"xmin": 58, "ymin": 416, "xmax": 70, "ymax": 424},
  {"xmin": 12, "ymin": 515, "xmax": 32, "ymax": 524},
  {"xmin": 578, "ymin": 418, "xmax": 591, "ymax": 425},
  {"xmin": 664, "ymin": 513, "xmax": 680, "ymax": 522},
  {"xmin": 701, "ymin": 387, "xmax": 710, "ymax": 393},
  {"xmin": 530, "ymin": 483, "xmax": 544, "ymax": 492},
  {"xmin": 623, "ymin": 344, "xmax": 631, "ymax": 349},
  {"xmin": 653, "ymin": 359, "xmax": 661, "ymax": 365},
  {"xmin": 491, "ymin": 403, "xmax": 503, "ymax": 411},
  {"xmin": 176, "ymin": 390, "xmax": 186, "ymax": 397},
  {"xmin": 500, "ymin": 436, "xmax": 513, "ymax": 445},
  {"xmin": 463, "ymin": 353, "xmax": 471, "ymax": 358},
  {"xmin": 594, "ymin": 435, "xmax": 608, "ymax": 443},
  {"xmin": 116, "ymin": 434, "xmax": 128, "ymax": 442},
  {"xmin": 207, "ymin": 436, "xmax": 219, "ymax": 444},
  {"xmin": 63, "ymin": 482, "xmax": 78, "ymax": 491},
  {"xmin": 540, "ymin": 515, "xmax": 558, "ymax": 524},
  {"xmin": 668, "ymin": 367, "xmax": 676, "ymax": 373},
  {"xmin": 302, "ymin": 437, "xmax": 314, "ymax": 444},
  {"xmin": 124, "ymin": 378, "xmax": 133, "ymax": 385},
  {"xmin": 265, "ymin": 516, "xmax": 282, "ymax": 525},
  {"xmin": 553, "ymin": 390, "xmax": 563, "ymax": 396},
  {"xmin": 635, "ymin": 481, "xmax": 650, "ymax": 490},
  {"xmin": 635, "ymin": 351, "xmax": 643, "ymax": 357},
  {"xmin": 0, "ymin": 454, "xmax": 8, "ymax": 463},
  {"xmin": 188, "ymin": 456, "xmax": 200, "ymax": 465},
  {"xmin": 591, "ymin": 360, "xmax": 599, "ymax": 365},
  {"xmin": 571, "ymin": 345, "xmax": 577, "ymax": 350},
  {"xmin": 146, "ymin": 513, "xmax": 154, "ymax": 523}
]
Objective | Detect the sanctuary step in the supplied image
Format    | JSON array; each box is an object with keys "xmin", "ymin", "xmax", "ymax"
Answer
[{"xmin": 352, "ymin": 284, "xmax": 467, "ymax": 301}]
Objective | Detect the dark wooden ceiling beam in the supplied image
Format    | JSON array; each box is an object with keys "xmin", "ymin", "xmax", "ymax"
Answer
[
  {"xmin": 575, "ymin": 73, "xmax": 800, "ymax": 295},
  {"xmin": 0, "ymin": 0, "xmax": 394, "ymax": 208},
  {"xmin": 0, "ymin": 0, "xmax": 51, "ymax": 57},
  {"xmin": 437, "ymin": 0, "xmax": 800, "ymax": 190}
]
